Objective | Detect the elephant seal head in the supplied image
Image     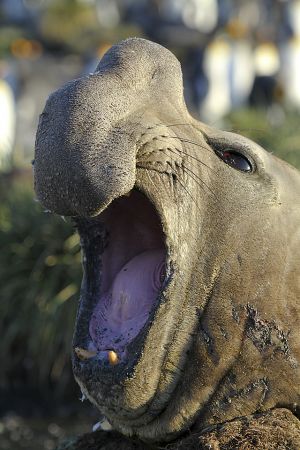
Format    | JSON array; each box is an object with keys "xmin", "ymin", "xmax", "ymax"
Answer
[{"xmin": 34, "ymin": 38, "xmax": 300, "ymax": 442}]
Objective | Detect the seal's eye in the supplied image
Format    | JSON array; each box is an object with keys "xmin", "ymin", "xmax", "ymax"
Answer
[{"xmin": 216, "ymin": 149, "xmax": 252, "ymax": 172}]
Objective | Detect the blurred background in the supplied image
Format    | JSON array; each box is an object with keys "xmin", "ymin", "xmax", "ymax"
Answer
[{"xmin": 1, "ymin": 0, "xmax": 300, "ymax": 448}]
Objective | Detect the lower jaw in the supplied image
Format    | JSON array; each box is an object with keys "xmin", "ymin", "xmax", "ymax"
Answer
[
  {"xmin": 73, "ymin": 314, "xmax": 196, "ymax": 441},
  {"xmin": 107, "ymin": 401, "xmax": 195, "ymax": 444},
  {"xmin": 82, "ymin": 390, "xmax": 182, "ymax": 443},
  {"xmin": 73, "ymin": 307, "xmax": 201, "ymax": 444},
  {"xmin": 72, "ymin": 288, "xmax": 194, "ymax": 439},
  {"xmin": 72, "ymin": 326, "xmax": 181, "ymax": 435}
]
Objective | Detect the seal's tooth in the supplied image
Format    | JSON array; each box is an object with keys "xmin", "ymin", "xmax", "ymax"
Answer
[
  {"xmin": 108, "ymin": 350, "xmax": 119, "ymax": 365},
  {"xmin": 75, "ymin": 347, "xmax": 97, "ymax": 360}
]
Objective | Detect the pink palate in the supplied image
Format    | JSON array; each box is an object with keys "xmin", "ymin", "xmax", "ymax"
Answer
[{"xmin": 89, "ymin": 249, "xmax": 165, "ymax": 356}]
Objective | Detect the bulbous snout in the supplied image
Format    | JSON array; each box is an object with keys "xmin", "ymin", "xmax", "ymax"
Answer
[
  {"xmin": 34, "ymin": 73, "xmax": 137, "ymax": 217},
  {"xmin": 34, "ymin": 38, "xmax": 185, "ymax": 216}
]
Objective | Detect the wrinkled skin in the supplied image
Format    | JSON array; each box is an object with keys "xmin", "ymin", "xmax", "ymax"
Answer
[{"xmin": 34, "ymin": 38, "xmax": 300, "ymax": 443}]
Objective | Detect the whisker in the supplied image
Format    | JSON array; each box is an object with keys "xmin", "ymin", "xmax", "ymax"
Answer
[
  {"xmin": 139, "ymin": 165, "xmax": 209, "ymax": 217},
  {"xmin": 166, "ymin": 160, "xmax": 215, "ymax": 204},
  {"xmin": 166, "ymin": 146, "xmax": 216, "ymax": 174},
  {"xmin": 141, "ymin": 167, "xmax": 177, "ymax": 213},
  {"xmin": 173, "ymin": 173, "xmax": 202, "ymax": 215},
  {"xmin": 182, "ymin": 164, "xmax": 217, "ymax": 199},
  {"xmin": 140, "ymin": 129, "xmax": 212, "ymax": 155},
  {"xmin": 152, "ymin": 122, "xmax": 200, "ymax": 130},
  {"xmin": 144, "ymin": 168, "xmax": 162, "ymax": 199},
  {"xmin": 153, "ymin": 122, "xmax": 212, "ymax": 141},
  {"xmin": 165, "ymin": 150, "xmax": 216, "ymax": 197},
  {"xmin": 167, "ymin": 136, "xmax": 212, "ymax": 154}
]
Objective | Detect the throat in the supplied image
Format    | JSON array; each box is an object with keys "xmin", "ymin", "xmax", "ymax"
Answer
[{"xmin": 89, "ymin": 249, "xmax": 165, "ymax": 355}]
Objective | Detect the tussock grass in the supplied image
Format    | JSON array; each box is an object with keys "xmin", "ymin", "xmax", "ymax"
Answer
[{"xmin": 0, "ymin": 174, "xmax": 81, "ymax": 395}]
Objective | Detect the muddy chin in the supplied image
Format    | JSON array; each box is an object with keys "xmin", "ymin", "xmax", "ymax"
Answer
[{"xmin": 34, "ymin": 38, "xmax": 300, "ymax": 443}]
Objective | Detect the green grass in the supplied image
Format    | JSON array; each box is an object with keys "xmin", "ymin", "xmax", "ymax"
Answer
[{"xmin": 0, "ymin": 175, "xmax": 81, "ymax": 395}]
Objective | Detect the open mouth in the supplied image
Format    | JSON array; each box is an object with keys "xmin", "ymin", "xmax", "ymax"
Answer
[{"xmin": 75, "ymin": 189, "xmax": 168, "ymax": 366}]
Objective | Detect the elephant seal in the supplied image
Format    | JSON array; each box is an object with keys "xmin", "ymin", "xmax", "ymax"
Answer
[{"xmin": 34, "ymin": 38, "xmax": 300, "ymax": 443}]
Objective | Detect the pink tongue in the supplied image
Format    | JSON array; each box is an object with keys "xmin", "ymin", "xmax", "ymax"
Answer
[{"xmin": 89, "ymin": 249, "xmax": 165, "ymax": 353}]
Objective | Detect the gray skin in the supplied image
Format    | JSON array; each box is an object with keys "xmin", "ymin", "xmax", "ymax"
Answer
[{"xmin": 34, "ymin": 38, "xmax": 300, "ymax": 443}]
